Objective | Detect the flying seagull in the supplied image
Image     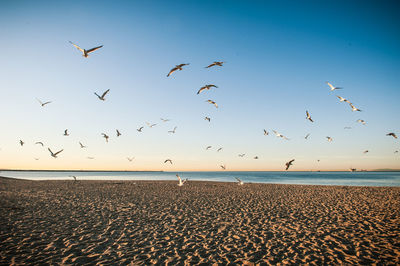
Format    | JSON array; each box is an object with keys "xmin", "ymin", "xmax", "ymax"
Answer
[
  {"xmin": 326, "ymin": 136, "xmax": 333, "ymax": 142},
  {"xmin": 19, "ymin": 140, "xmax": 24, "ymax": 146},
  {"xmin": 326, "ymin": 82, "xmax": 342, "ymax": 91},
  {"xmin": 34, "ymin": 158, "xmax": 39, "ymax": 160},
  {"xmin": 102, "ymin": 133, "xmax": 109, "ymax": 142},
  {"xmin": 167, "ymin": 63, "xmax": 189, "ymax": 77},
  {"xmin": 349, "ymin": 103, "xmax": 361, "ymax": 112},
  {"xmin": 395, "ymin": 150, "xmax": 399, "ymax": 154},
  {"xmin": 164, "ymin": 159, "xmax": 173, "ymax": 164},
  {"xmin": 70, "ymin": 175, "xmax": 77, "ymax": 182},
  {"xmin": 285, "ymin": 159, "xmax": 295, "ymax": 170},
  {"xmin": 206, "ymin": 100, "xmax": 218, "ymax": 108},
  {"xmin": 168, "ymin": 127, "xmax": 177, "ymax": 134},
  {"xmin": 160, "ymin": 118, "xmax": 170, "ymax": 122},
  {"xmin": 176, "ymin": 174, "xmax": 187, "ymax": 186},
  {"xmin": 36, "ymin": 98, "xmax": 52, "ymax": 107},
  {"xmin": 344, "ymin": 127, "xmax": 352, "ymax": 129},
  {"xmin": 87, "ymin": 156, "xmax": 95, "ymax": 159},
  {"xmin": 217, "ymin": 147, "xmax": 223, "ymax": 152},
  {"xmin": 263, "ymin": 129, "xmax": 269, "ymax": 136},
  {"xmin": 254, "ymin": 156, "xmax": 259, "ymax": 159},
  {"xmin": 48, "ymin": 148, "xmax": 63, "ymax": 158},
  {"xmin": 272, "ymin": 130, "xmax": 289, "ymax": 140},
  {"xmin": 206, "ymin": 146, "xmax": 212, "ymax": 150},
  {"xmin": 64, "ymin": 129, "xmax": 69, "ymax": 136},
  {"xmin": 35, "ymin": 141, "xmax": 44, "ymax": 146},
  {"xmin": 116, "ymin": 129, "xmax": 122, "ymax": 137},
  {"xmin": 386, "ymin": 133, "xmax": 398, "ymax": 139},
  {"xmin": 363, "ymin": 150, "xmax": 369, "ymax": 154},
  {"xmin": 79, "ymin": 142, "xmax": 86, "ymax": 148},
  {"xmin": 336, "ymin": 95, "xmax": 350, "ymax": 103},
  {"xmin": 69, "ymin": 41, "xmax": 103, "ymax": 58},
  {"xmin": 94, "ymin": 89, "xmax": 110, "ymax": 101},
  {"xmin": 127, "ymin": 157, "xmax": 135, "ymax": 162},
  {"xmin": 220, "ymin": 164, "xmax": 226, "ymax": 170},
  {"xmin": 205, "ymin": 117, "xmax": 211, "ymax": 122},
  {"xmin": 197, "ymin": 84, "xmax": 218, "ymax": 95},
  {"xmin": 306, "ymin": 110, "xmax": 314, "ymax": 122},
  {"xmin": 146, "ymin": 122, "xmax": 157, "ymax": 128},
  {"xmin": 235, "ymin": 177, "xmax": 244, "ymax": 185},
  {"xmin": 305, "ymin": 133, "xmax": 310, "ymax": 140},
  {"xmin": 356, "ymin": 119, "xmax": 366, "ymax": 125},
  {"xmin": 137, "ymin": 126, "xmax": 144, "ymax": 132},
  {"xmin": 238, "ymin": 153, "xmax": 245, "ymax": 157},
  {"xmin": 205, "ymin": 61, "xmax": 225, "ymax": 68}
]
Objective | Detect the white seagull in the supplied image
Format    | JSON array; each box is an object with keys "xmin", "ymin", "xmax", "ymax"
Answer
[
  {"xmin": 146, "ymin": 122, "xmax": 157, "ymax": 128},
  {"xmin": 326, "ymin": 82, "xmax": 342, "ymax": 91},
  {"xmin": 349, "ymin": 103, "xmax": 362, "ymax": 112},
  {"xmin": 235, "ymin": 177, "xmax": 244, "ymax": 185},
  {"xmin": 69, "ymin": 41, "xmax": 103, "ymax": 58},
  {"xmin": 36, "ymin": 98, "xmax": 52, "ymax": 107},
  {"xmin": 167, "ymin": 63, "xmax": 189, "ymax": 77},
  {"xmin": 272, "ymin": 130, "xmax": 289, "ymax": 140},
  {"xmin": 160, "ymin": 118, "xmax": 170, "ymax": 122},
  {"xmin": 336, "ymin": 95, "xmax": 350, "ymax": 103},
  {"xmin": 176, "ymin": 174, "xmax": 187, "ymax": 186},
  {"xmin": 94, "ymin": 89, "xmax": 110, "ymax": 101},
  {"xmin": 168, "ymin": 127, "xmax": 177, "ymax": 134},
  {"xmin": 48, "ymin": 148, "xmax": 63, "ymax": 158}
]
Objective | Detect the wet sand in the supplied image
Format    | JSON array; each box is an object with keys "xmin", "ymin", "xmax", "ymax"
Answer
[{"xmin": 1, "ymin": 176, "xmax": 399, "ymax": 264}]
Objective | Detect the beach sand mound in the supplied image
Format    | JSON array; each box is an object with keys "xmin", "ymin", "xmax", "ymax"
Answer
[{"xmin": 0, "ymin": 178, "xmax": 399, "ymax": 264}]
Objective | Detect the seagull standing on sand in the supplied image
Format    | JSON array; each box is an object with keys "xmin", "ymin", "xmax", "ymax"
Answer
[
  {"xmin": 79, "ymin": 142, "xmax": 86, "ymax": 148},
  {"xmin": 177, "ymin": 174, "xmax": 187, "ymax": 186},
  {"xmin": 235, "ymin": 177, "xmax": 244, "ymax": 185},
  {"xmin": 326, "ymin": 136, "xmax": 333, "ymax": 142},
  {"xmin": 206, "ymin": 100, "xmax": 218, "ymax": 108},
  {"xmin": 205, "ymin": 61, "xmax": 225, "ymax": 68},
  {"xmin": 48, "ymin": 148, "xmax": 63, "ymax": 158},
  {"xmin": 306, "ymin": 110, "xmax": 314, "ymax": 122},
  {"xmin": 102, "ymin": 133, "xmax": 109, "ymax": 143},
  {"xmin": 326, "ymin": 82, "xmax": 342, "ymax": 91},
  {"xmin": 205, "ymin": 117, "xmax": 211, "ymax": 122},
  {"xmin": 64, "ymin": 129, "xmax": 69, "ymax": 136},
  {"xmin": 94, "ymin": 89, "xmax": 110, "ymax": 101},
  {"xmin": 164, "ymin": 159, "xmax": 173, "ymax": 164},
  {"xmin": 386, "ymin": 133, "xmax": 398, "ymax": 139},
  {"xmin": 168, "ymin": 127, "xmax": 177, "ymax": 134},
  {"xmin": 285, "ymin": 159, "xmax": 295, "ymax": 170},
  {"xmin": 167, "ymin": 64, "xmax": 189, "ymax": 77},
  {"xmin": 116, "ymin": 129, "xmax": 122, "ymax": 137},
  {"xmin": 197, "ymin": 84, "xmax": 218, "ymax": 95},
  {"xmin": 69, "ymin": 41, "xmax": 103, "ymax": 58},
  {"xmin": 36, "ymin": 98, "xmax": 52, "ymax": 107}
]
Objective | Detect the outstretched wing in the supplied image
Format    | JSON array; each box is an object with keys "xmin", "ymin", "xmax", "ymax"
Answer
[
  {"xmin": 54, "ymin": 149, "xmax": 64, "ymax": 156},
  {"xmin": 86, "ymin": 45, "xmax": 103, "ymax": 53},
  {"xmin": 101, "ymin": 89, "xmax": 110, "ymax": 98},
  {"xmin": 167, "ymin": 67, "xmax": 178, "ymax": 77},
  {"xmin": 69, "ymin": 41, "xmax": 84, "ymax": 53}
]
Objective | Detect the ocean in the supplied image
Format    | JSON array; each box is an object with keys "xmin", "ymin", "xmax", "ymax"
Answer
[{"xmin": 1, "ymin": 170, "xmax": 400, "ymax": 187}]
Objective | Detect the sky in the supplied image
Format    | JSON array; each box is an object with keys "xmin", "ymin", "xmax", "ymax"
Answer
[{"xmin": 0, "ymin": 0, "xmax": 399, "ymax": 171}]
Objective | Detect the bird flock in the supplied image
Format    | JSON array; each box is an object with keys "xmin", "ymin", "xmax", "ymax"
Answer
[{"xmin": 11, "ymin": 41, "xmax": 399, "ymax": 186}]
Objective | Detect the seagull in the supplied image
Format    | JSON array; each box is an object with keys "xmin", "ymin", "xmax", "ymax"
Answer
[
  {"xmin": 69, "ymin": 41, "xmax": 103, "ymax": 58},
  {"xmin": 94, "ymin": 89, "xmax": 110, "ymax": 101},
  {"xmin": 127, "ymin": 157, "xmax": 135, "ymax": 162},
  {"xmin": 160, "ymin": 118, "xmax": 170, "ymax": 122},
  {"xmin": 34, "ymin": 158, "xmax": 39, "ymax": 160},
  {"xmin": 285, "ymin": 159, "xmax": 295, "ymax": 170},
  {"xmin": 254, "ymin": 156, "xmax": 259, "ymax": 159},
  {"xmin": 356, "ymin": 119, "xmax": 366, "ymax": 125},
  {"xmin": 220, "ymin": 164, "xmax": 226, "ymax": 170},
  {"xmin": 326, "ymin": 136, "xmax": 333, "ymax": 142},
  {"xmin": 206, "ymin": 100, "xmax": 218, "ymax": 108},
  {"xmin": 36, "ymin": 98, "xmax": 52, "ymax": 107},
  {"xmin": 164, "ymin": 159, "xmax": 173, "ymax": 164},
  {"xmin": 70, "ymin": 175, "xmax": 77, "ymax": 182},
  {"xmin": 137, "ymin": 127, "xmax": 144, "ymax": 132},
  {"xmin": 326, "ymin": 82, "xmax": 342, "ymax": 91},
  {"xmin": 238, "ymin": 153, "xmax": 245, "ymax": 157},
  {"xmin": 305, "ymin": 133, "xmax": 310, "ymax": 139},
  {"xmin": 48, "ymin": 148, "xmax": 63, "ymax": 158},
  {"xmin": 79, "ymin": 142, "xmax": 86, "ymax": 148},
  {"xmin": 395, "ymin": 151, "xmax": 399, "ymax": 154},
  {"xmin": 336, "ymin": 95, "xmax": 350, "ymax": 103},
  {"xmin": 205, "ymin": 117, "xmax": 211, "ymax": 122},
  {"xmin": 116, "ymin": 129, "xmax": 122, "ymax": 137},
  {"xmin": 272, "ymin": 130, "xmax": 289, "ymax": 140},
  {"xmin": 386, "ymin": 133, "xmax": 398, "ymax": 139},
  {"xmin": 176, "ymin": 174, "xmax": 187, "ymax": 186},
  {"xmin": 306, "ymin": 110, "xmax": 314, "ymax": 122},
  {"xmin": 64, "ymin": 129, "xmax": 69, "ymax": 136},
  {"xmin": 205, "ymin": 61, "xmax": 225, "ymax": 68},
  {"xmin": 35, "ymin": 141, "xmax": 44, "ymax": 146},
  {"xmin": 19, "ymin": 140, "xmax": 24, "ymax": 146},
  {"xmin": 102, "ymin": 133, "xmax": 109, "ymax": 142},
  {"xmin": 217, "ymin": 147, "xmax": 223, "ymax": 152},
  {"xmin": 206, "ymin": 146, "xmax": 212, "ymax": 150},
  {"xmin": 168, "ymin": 127, "xmax": 177, "ymax": 133},
  {"xmin": 167, "ymin": 63, "xmax": 189, "ymax": 77},
  {"xmin": 235, "ymin": 177, "xmax": 244, "ymax": 185},
  {"xmin": 146, "ymin": 122, "xmax": 157, "ymax": 128},
  {"xmin": 197, "ymin": 84, "xmax": 218, "ymax": 95},
  {"xmin": 263, "ymin": 129, "xmax": 269, "ymax": 136},
  {"xmin": 349, "ymin": 103, "xmax": 361, "ymax": 112},
  {"xmin": 344, "ymin": 127, "xmax": 352, "ymax": 129},
  {"xmin": 87, "ymin": 156, "xmax": 95, "ymax": 159},
  {"xmin": 363, "ymin": 150, "xmax": 369, "ymax": 154}
]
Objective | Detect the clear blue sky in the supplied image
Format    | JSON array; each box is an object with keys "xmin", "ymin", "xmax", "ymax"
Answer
[{"xmin": 0, "ymin": 0, "xmax": 399, "ymax": 171}]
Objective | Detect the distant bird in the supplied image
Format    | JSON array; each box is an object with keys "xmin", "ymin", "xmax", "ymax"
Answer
[
  {"xmin": 34, "ymin": 158, "xmax": 39, "ymax": 160},
  {"xmin": 285, "ymin": 159, "xmax": 295, "ymax": 170},
  {"xmin": 87, "ymin": 157, "xmax": 95, "ymax": 159},
  {"xmin": 206, "ymin": 146, "xmax": 212, "ymax": 150},
  {"xmin": 363, "ymin": 150, "xmax": 369, "ymax": 154},
  {"xmin": 19, "ymin": 140, "xmax": 24, "ymax": 146},
  {"xmin": 64, "ymin": 129, "xmax": 69, "ymax": 136},
  {"xmin": 94, "ymin": 89, "xmax": 110, "ymax": 101},
  {"xmin": 349, "ymin": 168, "xmax": 357, "ymax": 172},
  {"xmin": 217, "ymin": 147, "xmax": 223, "ymax": 152},
  {"xmin": 238, "ymin": 153, "xmax": 245, "ymax": 157},
  {"xmin": 116, "ymin": 129, "xmax": 122, "ymax": 137},
  {"xmin": 305, "ymin": 133, "xmax": 310, "ymax": 140},
  {"xmin": 254, "ymin": 156, "xmax": 259, "ymax": 159},
  {"xmin": 137, "ymin": 127, "xmax": 144, "ymax": 132},
  {"xmin": 102, "ymin": 133, "xmax": 109, "ymax": 142},
  {"xmin": 336, "ymin": 95, "xmax": 350, "ymax": 103},
  {"xmin": 197, "ymin": 84, "xmax": 218, "ymax": 95},
  {"xmin": 235, "ymin": 177, "xmax": 244, "ymax": 185},
  {"xmin": 326, "ymin": 136, "xmax": 333, "ymax": 142},
  {"xmin": 205, "ymin": 61, "xmax": 225, "ymax": 68},
  {"xmin": 36, "ymin": 98, "xmax": 52, "ymax": 107},
  {"xmin": 70, "ymin": 175, "xmax": 77, "ymax": 182},
  {"xmin": 206, "ymin": 99, "xmax": 218, "ymax": 108},
  {"xmin": 79, "ymin": 142, "xmax": 86, "ymax": 148},
  {"xmin": 35, "ymin": 141, "xmax": 44, "ymax": 146},
  {"xmin": 146, "ymin": 122, "xmax": 157, "ymax": 128},
  {"xmin": 344, "ymin": 127, "xmax": 352, "ymax": 129},
  {"xmin": 349, "ymin": 103, "xmax": 361, "ymax": 112},
  {"xmin": 272, "ymin": 130, "xmax": 289, "ymax": 140},
  {"xmin": 164, "ymin": 159, "xmax": 173, "ymax": 164},
  {"xmin": 127, "ymin": 157, "xmax": 135, "ymax": 162},
  {"xmin": 48, "ymin": 148, "xmax": 63, "ymax": 158},
  {"xmin": 168, "ymin": 127, "xmax": 177, "ymax": 133},
  {"xmin": 167, "ymin": 63, "xmax": 189, "ymax": 77},
  {"xmin": 356, "ymin": 119, "xmax": 366, "ymax": 125},
  {"xmin": 326, "ymin": 82, "xmax": 342, "ymax": 91},
  {"xmin": 160, "ymin": 118, "xmax": 170, "ymax": 122},
  {"xmin": 317, "ymin": 159, "xmax": 320, "ymax": 162},
  {"xmin": 395, "ymin": 151, "xmax": 399, "ymax": 154},
  {"xmin": 306, "ymin": 110, "xmax": 314, "ymax": 122},
  {"xmin": 386, "ymin": 133, "xmax": 398, "ymax": 139},
  {"xmin": 205, "ymin": 117, "xmax": 211, "ymax": 122},
  {"xmin": 176, "ymin": 174, "xmax": 187, "ymax": 186},
  {"xmin": 220, "ymin": 164, "xmax": 226, "ymax": 170},
  {"xmin": 263, "ymin": 129, "xmax": 269, "ymax": 136},
  {"xmin": 69, "ymin": 41, "xmax": 103, "ymax": 58}
]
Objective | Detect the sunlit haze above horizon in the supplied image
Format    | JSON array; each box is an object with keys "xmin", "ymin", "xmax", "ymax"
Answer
[{"xmin": 0, "ymin": 0, "xmax": 399, "ymax": 171}]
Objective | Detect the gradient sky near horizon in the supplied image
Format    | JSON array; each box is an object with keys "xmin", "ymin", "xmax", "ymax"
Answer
[{"xmin": 0, "ymin": 0, "xmax": 399, "ymax": 171}]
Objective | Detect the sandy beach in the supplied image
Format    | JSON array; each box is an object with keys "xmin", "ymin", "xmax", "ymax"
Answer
[{"xmin": 1, "ymin": 177, "xmax": 399, "ymax": 265}]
